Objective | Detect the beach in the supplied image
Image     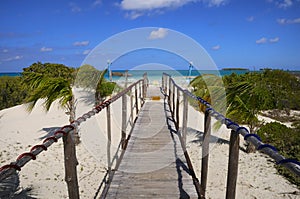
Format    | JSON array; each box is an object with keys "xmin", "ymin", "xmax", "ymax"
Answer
[{"xmin": 0, "ymin": 78, "xmax": 299, "ymax": 198}]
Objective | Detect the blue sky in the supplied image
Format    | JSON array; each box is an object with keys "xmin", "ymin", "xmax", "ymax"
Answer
[{"xmin": 0, "ymin": 0, "xmax": 300, "ymax": 72}]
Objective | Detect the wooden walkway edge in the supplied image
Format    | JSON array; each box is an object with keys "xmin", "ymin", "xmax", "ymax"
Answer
[{"xmin": 103, "ymin": 87, "xmax": 198, "ymax": 198}]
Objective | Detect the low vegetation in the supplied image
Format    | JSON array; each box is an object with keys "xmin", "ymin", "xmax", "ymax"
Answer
[
  {"xmin": 0, "ymin": 62, "xmax": 116, "ymax": 111},
  {"xmin": 257, "ymin": 122, "xmax": 300, "ymax": 187},
  {"xmin": 0, "ymin": 76, "xmax": 28, "ymax": 110}
]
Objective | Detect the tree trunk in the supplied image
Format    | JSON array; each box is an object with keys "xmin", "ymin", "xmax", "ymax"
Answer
[
  {"xmin": 69, "ymin": 96, "xmax": 80, "ymax": 145},
  {"xmin": 246, "ymin": 142, "xmax": 256, "ymax": 153},
  {"xmin": 95, "ymin": 91, "xmax": 102, "ymax": 106},
  {"xmin": 246, "ymin": 122, "xmax": 257, "ymax": 153}
]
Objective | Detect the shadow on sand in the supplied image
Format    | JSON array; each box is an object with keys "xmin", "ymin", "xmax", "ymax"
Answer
[
  {"xmin": 187, "ymin": 127, "xmax": 247, "ymax": 153},
  {"xmin": 38, "ymin": 127, "xmax": 61, "ymax": 140}
]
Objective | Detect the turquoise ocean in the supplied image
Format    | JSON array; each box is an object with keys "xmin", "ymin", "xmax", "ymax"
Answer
[
  {"xmin": 0, "ymin": 70, "xmax": 248, "ymax": 80},
  {"xmin": 105, "ymin": 69, "xmax": 249, "ymax": 82}
]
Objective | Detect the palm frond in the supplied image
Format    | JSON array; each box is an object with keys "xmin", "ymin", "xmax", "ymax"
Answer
[
  {"xmin": 25, "ymin": 77, "xmax": 72, "ymax": 112},
  {"xmin": 22, "ymin": 72, "xmax": 44, "ymax": 90},
  {"xmin": 0, "ymin": 170, "xmax": 19, "ymax": 198},
  {"xmin": 96, "ymin": 69, "xmax": 108, "ymax": 88}
]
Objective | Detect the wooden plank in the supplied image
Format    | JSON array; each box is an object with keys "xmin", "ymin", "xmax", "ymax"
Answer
[
  {"xmin": 145, "ymin": 86, "xmax": 164, "ymax": 99},
  {"xmin": 105, "ymin": 96, "xmax": 198, "ymax": 198}
]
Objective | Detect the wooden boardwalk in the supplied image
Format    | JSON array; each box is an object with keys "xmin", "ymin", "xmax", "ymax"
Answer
[{"xmin": 104, "ymin": 86, "xmax": 198, "ymax": 198}]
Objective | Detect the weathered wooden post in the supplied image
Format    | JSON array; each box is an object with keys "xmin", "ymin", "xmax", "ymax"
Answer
[
  {"xmin": 106, "ymin": 105, "xmax": 112, "ymax": 175},
  {"xmin": 175, "ymin": 88, "xmax": 180, "ymax": 130},
  {"xmin": 143, "ymin": 73, "xmax": 147, "ymax": 101},
  {"xmin": 169, "ymin": 81, "xmax": 173, "ymax": 113},
  {"xmin": 135, "ymin": 84, "xmax": 138, "ymax": 115},
  {"xmin": 63, "ymin": 132, "xmax": 80, "ymax": 199},
  {"xmin": 130, "ymin": 88, "xmax": 134, "ymax": 124},
  {"xmin": 165, "ymin": 75, "xmax": 168, "ymax": 94},
  {"xmin": 121, "ymin": 94, "xmax": 127, "ymax": 150},
  {"xmin": 169, "ymin": 76, "xmax": 172, "ymax": 104},
  {"xmin": 124, "ymin": 70, "xmax": 128, "ymax": 88},
  {"xmin": 172, "ymin": 83, "xmax": 175, "ymax": 115},
  {"xmin": 164, "ymin": 75, "xmax": 167, "ymax": 93},
  {"xmin": 225, "ymin": 130, "xmax": 240, "ymax": 199},
  {"xmin": 180, "ymin": 90, "xmax": 204, "ymax": 198},
  {"xmin": 139, "ymin": 80, "xmax": 142, "ymax": 103},
  {"xmin": 182, "ymin": 92, "xmax": 188, "ymax": 150},
  {"xmin": 201, "ymin": 110, "xmax": 211, "ymax": 197},
  {"xmin": 162, "ymin": 74, "xmax": 164, "ymax": 92}
]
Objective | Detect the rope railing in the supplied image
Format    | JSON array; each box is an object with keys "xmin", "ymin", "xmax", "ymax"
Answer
[
  {"xmin": 163, "ymin": 73, "xmax": 300, "ymax": 176},
  {"xmin": 0, "ymin": 77, "xmax": 147, "ymax": 187},
  {"xmin": 162, "ymin": 73, "xmax": 300, "ymax": 198}
]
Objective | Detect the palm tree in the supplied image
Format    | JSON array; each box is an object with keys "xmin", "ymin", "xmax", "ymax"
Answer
[
  {"xmin": 74, "ymin": 65, "xmax": 114, "ymax": 106},
  {"xmin": 225, "ymin": 78, "xmax": 262, "ymax": 153},
  {"xmin": 26, "ymin": 77, "xmax": 75, "ymax": 119},
  {"xmin": 191, "ymin": 73, "xmax": 262, "ymax": 153},
  {"xmin": 22, "ymin": 63, "xmax": 80, "ymax": 197},
  {"xmin": 23, "ymin": 68, "xmax": 79, "ymax": 144},
  {"xmin": 190, "ymin": 74, "xmax": 226, "ymax": 114},
  {"xmin": 95, "ymin": 69, "xmax": 108, "ymax": 106}
]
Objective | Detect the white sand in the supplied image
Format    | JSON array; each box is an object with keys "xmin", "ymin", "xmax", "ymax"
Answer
[
  {"xmin": 185, "ymin": 105, "xmax": 299, "ymax": 199},
  {"xmin": 0, "ymin": 86, "xmax": 299, "ymax": 198},
  {"xmin": 0, "ymin": 99, "xmax": 109, "ymax": 198}
]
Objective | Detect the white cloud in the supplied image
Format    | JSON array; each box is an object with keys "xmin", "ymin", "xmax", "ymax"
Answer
[
  {"xmin": 256, "ymin": 37, "xmax": 268, "ymax": 44},
  {"xmin": 83, "ymin": 49, "xmax": 91, "ymax": 55},
  {"xmin": 277, "ymin": 18, "xmax": 286, "ymax": 24},
  {"xmin": 14, "ymin": 55, "xmax": 22, "ymax": 60},
  {"xmin": 120, "ymin": 0, "xmax": 191, "ymax": 10},
  {"xmin": 277, "ymin": 17, "xmax": 300, "ymax": 24},
  {"xmin": 205, "ymin": 0, "xmax": 227, "ymax": 7},
  {"xmin": 278, "ymin": 0, "xmax": 293, "ymax": 8},
  {"xmin": 148, "ymin": 28, "xmax": 168, "ymax": 40},
  {"xmin": 212, "ymin": 45, "xmax": 221, "ymax": 50},
  {"xmin": 125, "ymin": 11, "xmax": 144, "ymax": 19},
  {"xmin": 69, "ymin": 2, "xmax": 82, "ymax": 12},
  {"xmin": 73, "ymin": 41, "xmax": 90, "ymax": 46},
  {"xmin": 3, "ymin": 55, "xmax": 23, "ymax": 61},
  {"xmin": 120, "ymin": 0, "xmax": 228, "ymax": 10},
  {"xmin": 2, "ymin": 49, "xmax": 8, "ymax": 53},
  {"xmin": 40, "ymin": 47, "xmax": 53, "ymax": 52},
  {"xmin": 93, "ymin": 0, "xmax": 102, "ymax": 6},
  {"xmin": 267, "ymin": 0, "xmax": 296, "ymax": 8},
  {"xmin": 119, "ymin": 0, "xmax": 228, "ymax": 19},
  {"xmin": 256, "ymin": 36, "xmax": 280, "ymax": 44},
  {"xmin": 269, "ymin": 37, "xmax": 280, "ymax": 43},
  {"xmin": 247, "ymin": 16, "xmax": 254, "ymax": 22}
]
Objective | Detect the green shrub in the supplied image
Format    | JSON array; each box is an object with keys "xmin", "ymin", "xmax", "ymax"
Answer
[
  {"xmin": 257, "ymin": 122, "xmax": 300, "ymax": 187},
  {"xmin": 0, "ymin": 76, "xmax": 28, "ymax": 110},
  {"xmin": 97, "ymin": 82, "xmax": 117, "ymax": 98}
]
